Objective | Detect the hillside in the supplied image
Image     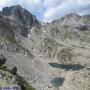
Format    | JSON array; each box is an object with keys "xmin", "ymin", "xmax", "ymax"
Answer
[{"xmin": 0, "ymin": 5, "xmax": 90, "ymax": 90}]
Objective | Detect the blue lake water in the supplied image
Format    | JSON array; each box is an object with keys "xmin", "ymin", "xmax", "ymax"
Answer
[
  {"xmin": 49, "ymin": 63, "xmax": 84, "ymax": 71},
  {"xmin": 51, "ymin": 77, "xmax": 65, "ymax": 87}
]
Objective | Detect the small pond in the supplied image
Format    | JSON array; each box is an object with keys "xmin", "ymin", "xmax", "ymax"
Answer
[
  {"xmin": 51, "ymin": 77, "xmax": 65, "ymax": 87},
  {"xmin": 49, "ymin": 63, "xmax": 84, "ymax": 71}
]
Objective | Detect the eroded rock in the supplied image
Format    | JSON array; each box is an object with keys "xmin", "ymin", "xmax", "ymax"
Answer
[{"xmin": 0, "ymin": 54, "xmax": 6, "ymax": 65}]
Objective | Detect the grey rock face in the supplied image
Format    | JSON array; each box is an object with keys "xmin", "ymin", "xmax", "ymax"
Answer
[{"xmin": 2, "ymin": 5, "xmax": 39, "ymax": 37}]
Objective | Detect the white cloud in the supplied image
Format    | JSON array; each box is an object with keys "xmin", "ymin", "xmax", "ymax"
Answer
[
  {"xmin": 25, "ymin": 0, "xmax": 45, "ymax": 13},
  {"xmin": 43, "ymin": 0, "xmax": 63, "ymax": 8},
  {"xmin": 0, "ymin": 0, "xmax": 6, "ymax": 5},
  {"xmin": 25, "ymin": 0, "xmax": 42, "ymax": 10},
  {"xmin": 0, "ymin": 0, "xmax": 7, "ymax": 10}
]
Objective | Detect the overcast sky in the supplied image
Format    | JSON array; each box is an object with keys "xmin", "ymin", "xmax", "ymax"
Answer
[{"xmin": 0, "ymin": 0, "xmax": 90, "ymax": 22}]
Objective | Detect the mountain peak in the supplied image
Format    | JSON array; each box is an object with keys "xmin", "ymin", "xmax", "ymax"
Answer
[
  {"xmin": 1, "ymin": 5, "xmax": 39, "ymax": 37},
  {"xmin": 65, "ymin": 13, "xmax": 80, "ymax": 19},
  {"xmin": 15, "ymin": 4, "xmax": 22, "ymax": 8},
  {"xmin": 2, "ymin": 5, "xmax": 39, "ymax": 28},
  {"xmin": 2, "ymin": 5, "xmax": 28, "ymax": 16},
  {"xmin": 51, "ymin": 13, "xmax": 81, "ymax": 25},
  {"xmin": 66, "ymin": 13, "xmax": 80, "ymax": 16}
]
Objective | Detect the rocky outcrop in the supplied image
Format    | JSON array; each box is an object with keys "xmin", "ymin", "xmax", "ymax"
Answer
[
  {"xmin": 2, "ymin": 5, "xmax": 39, "ymax": 37},
  {"xmin": 0, "ymin": 54, "xmax": 6, "ymax": 65},
  {"xmin": 2, "ymin": 5, "xmax": 38, "ymax": 25},
  {"xmin": 0, "ymin": 55, "xmax": 21, "ymax": 90},
  {"xmin": 0, "ymin": 54, "xmax": 35, "ymax": 90},
  {"xmin": 0, "ymin": 70, "xmax": 21, "ymax": 90},
  {"xmin": 7, "ymin": 65, "xmax": 17, "ymax": 75}
]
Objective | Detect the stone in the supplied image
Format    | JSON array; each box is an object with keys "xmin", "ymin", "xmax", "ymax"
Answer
[
  {"xmin": 0, "ymin": 54, "xmax": 6, "ymax": 65},
  {"xmin": 8, "ymin": 65, "xmax": 17, "ymax": 75}
]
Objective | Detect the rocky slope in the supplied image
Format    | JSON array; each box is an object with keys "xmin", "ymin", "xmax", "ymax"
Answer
[
  {"xmin": 0, "ymin": 5, "xmax": 90, "ymax": 90},
  {"xmin": 0, "ymin": 54, "xmax": 35, "ymax": 90}
]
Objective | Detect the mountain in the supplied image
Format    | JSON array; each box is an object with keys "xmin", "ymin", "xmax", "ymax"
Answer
[
  {"xmin": 2, "ymin": 5, "xmax": 39, "ymax": 26},
  {"xmin": 2, "ymin": 5, "xmax": 39, "ymax": 37},
  {"xmin": 0, "ymin": 5, "xmax": 90, "ymax": 90}
]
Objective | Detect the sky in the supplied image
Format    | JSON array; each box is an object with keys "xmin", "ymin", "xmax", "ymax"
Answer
[{"xmin": 0, "ymin": 0, "xmax": 90, "ymax": 22}]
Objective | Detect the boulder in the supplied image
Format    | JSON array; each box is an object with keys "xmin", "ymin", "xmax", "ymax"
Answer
[
  {"xmin": 0, "ymin": 54, "xmax": 6, "ymax": 65},
  {"xmin": 8, "ymin": 65, "xmax": 17, "ymax": 75}
]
